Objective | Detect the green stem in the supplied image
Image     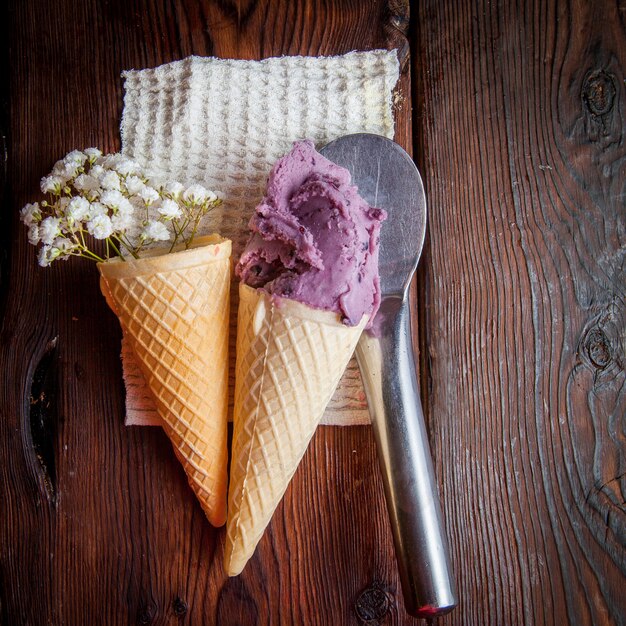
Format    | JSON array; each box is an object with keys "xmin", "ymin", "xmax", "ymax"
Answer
[
  {"xmin": 187, "ymin": 214, "xmax": 204, "ymax": 248},
  {"xmin": 118, "ymin": 234, "xmax": 139, "ymax": 258},
  {"xmin": 107, "ymin": 237, "xmax": 124, "ymax": 259},
  {"xmin": 179, "ymin": 215, "xmax": 192, "ymax": 233},
  {"xmin": 70, "ymin": 231, "xmax": 84, "ymax": 250},
  {"xmin": 78, "ymin": 228, "xmax": 88, "ymax": 249},
  {"xmin": 169, "ymin": 219, "xmax": 184, "ymax": 252},
  {"xmin": 79, "ymin": 248, "xmax": 106, "ymax": 263},
  {"xmin": 186, "ymin": 200, "xmax": 219, "ymax": 248}
]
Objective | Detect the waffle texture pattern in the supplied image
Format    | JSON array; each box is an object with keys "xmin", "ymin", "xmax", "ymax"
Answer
[
  {"xmin": 99, "ymin": 237, "xmax": 231, "ymax": 526},
  {"xmin": 225, "ymin": 285, "xmax": 367, "ymax": 574},
  {"xmin": 120, "ymin": 50, "xmax": 400, "ymax": 426}
]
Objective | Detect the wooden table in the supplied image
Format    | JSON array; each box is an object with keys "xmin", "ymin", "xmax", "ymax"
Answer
[{"xmin": 2, "ymin": 1, "xmax": 624, "ymax": 624}]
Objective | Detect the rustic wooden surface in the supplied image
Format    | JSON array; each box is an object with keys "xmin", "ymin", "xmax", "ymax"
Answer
[
  {"xmin": 413, "ymin": 1, "xmax": 625, "ymax": 624},
  {"xmin": 1, "ymin": 0, "xmax": 624, "ymax": 625}
]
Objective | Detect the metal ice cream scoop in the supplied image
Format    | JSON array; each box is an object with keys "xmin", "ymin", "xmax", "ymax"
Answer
[{"xmin": 321, "ymin": 134, "xmax": 457, "ymax": 618}]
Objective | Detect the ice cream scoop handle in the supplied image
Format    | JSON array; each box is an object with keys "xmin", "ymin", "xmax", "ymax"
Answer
[{"xmin": 356, "ymin": 295, "xmax": 457, "ymax": 618}]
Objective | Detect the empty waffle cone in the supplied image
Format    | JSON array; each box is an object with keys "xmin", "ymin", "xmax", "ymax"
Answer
[
  {"xmin": 225, "ymin": 283, "xmax": 367, "ymax": 575},
  {"xmin": 98, "ymin": 234, "xmax": 231, "ymax": 527}
]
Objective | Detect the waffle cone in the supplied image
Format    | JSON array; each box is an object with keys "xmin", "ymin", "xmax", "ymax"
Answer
[
  {"xmin": 225, "ymin": 283, "xmax": 366, "ymax": 575},
  {"xmin": 98, "ymin": 235, "xmax": 231, "ymax": 527}
]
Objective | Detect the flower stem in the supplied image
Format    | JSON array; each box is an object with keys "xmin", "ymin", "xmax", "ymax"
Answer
[
  {"xmin": 118, "ymin": 234, "xmax": 139, "ymax": 258},
  {"xmin": 107, "ymin": 237, "xmax": 124, "ymax": 259},
  {"xmin": 79, "ymin": 249, "xmax": 106, "ymax": 263},
  {"xmin": 169, "ymin": 221, "xmax": 180, "ymax": 252}
]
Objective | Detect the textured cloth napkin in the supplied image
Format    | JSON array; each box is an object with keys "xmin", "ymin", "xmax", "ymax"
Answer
[{"xmin": 120, "ymin": 50, "xmax": 400, "ymax": 426}]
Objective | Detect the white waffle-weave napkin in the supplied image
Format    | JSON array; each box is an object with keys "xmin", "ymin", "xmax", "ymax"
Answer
[{"xmin": 120, "ymin": 50, "xmax": 400, "ymax": 426}]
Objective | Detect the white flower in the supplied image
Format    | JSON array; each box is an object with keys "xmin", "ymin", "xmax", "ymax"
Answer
[
  {"xmin": 88, "ymin": 202, "xmax": 107, "ymax": 219},
  {"xmin": 99, "ymin": 154, "xmax": 121, "ymax": 170},
  {"xmin": 27, "ymin": 225, "xmax": 40, "ymax": 245},
  {"xmin": 118, "ymin": 197, "xmax": 134, "ymax": 215},
  {"xmin": 124, "ymin": 175, "xmax": 145, "ymax": 195},
  {"xmin": 23, "ymin": 149, "xmax": 222, "ymax": 263},
  {"xmin": 90, "ymin": 164, "xmax": 106, "ymax": 182},
  {"xmin": 38, "ymin": 245, "xmax": 52, "ymax": 267},
  {"xmin": 52, "ymin": 236, "xmax": 77, "ymax": 256},
  {"xmin": 158, "ymin": 199, "xmax": 182, "ymax": 219},
  {"xmin": 183, "ymin": 184, "xmax": 213, "ymax": 204},
  {"xmin": 64, "ymin": 150, "xmax": 88, "ymax": 166},
  {"xmin": 100, "ymin": 153, "xmax": 137, "ymax": 174},
  {"xmin": 49, "ymin": 152, "xmax": 84, "ymax": 181},
  {"xmin": 100, "ymin": 171, "xmax": 121, "ymax": 191},
  {"xmin": 111, "ymin": 198, "xmax": 135, "ymax": 231},
  {"xmin": 55, "ymin": 165, "xmax": 76, "ymax": 182},
  {"xmin": 142, "ymin": 220, "xmax": 170, "ymax": 242},
  {"xmin": 51, "ymin": 159, "xmax": 65, "ymax": 174},
  {"xmin": 49, "ymin": 159, "xmax": 80, "ymax": 183},
  {"xmin": 40, "ymin": 217, "xmax": 61, "ymax": 245},
  {"xmin": 51, "ymin": 160, "xmax": 73, "ymax": 181},
  {"xmin": 123, "ymin": 215, "xmax": 143, "ymax": 242},
  {"xmin": 111, "ymin": 212, "xmax": 134, "ymax": 232},
  {"xmin": 40, "ymin": 175, "xmax": 64, "ymax": 194},
  {"xmin": 20, "ymin": 202, "xmax": 41, "ymax": 225},
  {"xmin": 73, "ymin": 173, "xmax": 100, "ymax": 192},
  {"xmin": 84, "ymin": 147, "xmax": 102, "ymax": 162},
  {"xmin": 113, "ymin": 158, "xmax": 141, "ymax": 176},
  {"xmin": 100, "ymin": 190, "xmax": 125, "ymax": 208},
  {"xmin": 164, "ymin": 181, "xmax": 184, "ymax": 198},
  {"xmin": 66, "ymin": 196, "xmax": 90, "ymax": 222},
  {"xmin": 86, "ymin": 214, "xmax": 113, "ymax": 239},
  {"xmin": 139, "ymin": 186, "xmax": 160, "ymax": 205}
]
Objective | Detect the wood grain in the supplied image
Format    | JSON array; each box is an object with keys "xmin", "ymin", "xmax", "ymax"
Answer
[
  {"xmin": 1, "ymin": 1, "xmax": 415, "ymax": 625},
  {"xmin": 3, "ymin": 0, "xmax": 624, "ymax": 624},
  {"xmin": 414, "ymin": 0, "xmax": 625, "ymax": 624}
]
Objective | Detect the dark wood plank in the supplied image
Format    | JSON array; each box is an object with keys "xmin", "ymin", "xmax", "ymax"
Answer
[
  {"xmin": 1, "ymin": 1, "xmax": 416, "ymax": 625},
  {"xmin": 414, "ymin": 1, "xmax": 625, "ymax": 624}
]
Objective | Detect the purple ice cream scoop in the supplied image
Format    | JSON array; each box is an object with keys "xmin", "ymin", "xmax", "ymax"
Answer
[{"xmin": 236, "ymin": 139, "xmax": 386, "ymax": 326}]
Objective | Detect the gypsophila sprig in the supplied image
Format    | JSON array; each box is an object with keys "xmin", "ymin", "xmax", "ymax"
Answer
[{"xmin": 20, "ymin": 148, "xmax": 222, "ymax": 266}]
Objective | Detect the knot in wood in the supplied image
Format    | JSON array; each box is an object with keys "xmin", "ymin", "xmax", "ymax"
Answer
[
  {"xmin": 390, "ymin": 14, "xmax": 410, "ymax": 33},
  {"xmin": 585, "ymin": 327, "xmax": 612, "ymax": 369},
  {"xmin": 355, "ymin": 586, "xmax": 391, "ymax": 623},
  {"xmin": 582, "ymin": 71, "xmax": 616, "ymax": 116},
  {"xmin": 172, "ymin": 597, "xmax": 188, "ymax": 616},
  {"xmin": 137, "ymin": 604, "xmax": 156, "ymax": 625}
]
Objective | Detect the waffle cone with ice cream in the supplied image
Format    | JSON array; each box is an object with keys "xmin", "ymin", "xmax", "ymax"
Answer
[
  {"xmin": 224, "ymin": 283, "xmax": 366, "ymax": 574},
  {"xmin": 98, "ymin": 234, "xmax": 231, "ymax": 527},
  {"xmin": 225, "ymin": 140, "xmax": 386, "ymax": 574}
]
